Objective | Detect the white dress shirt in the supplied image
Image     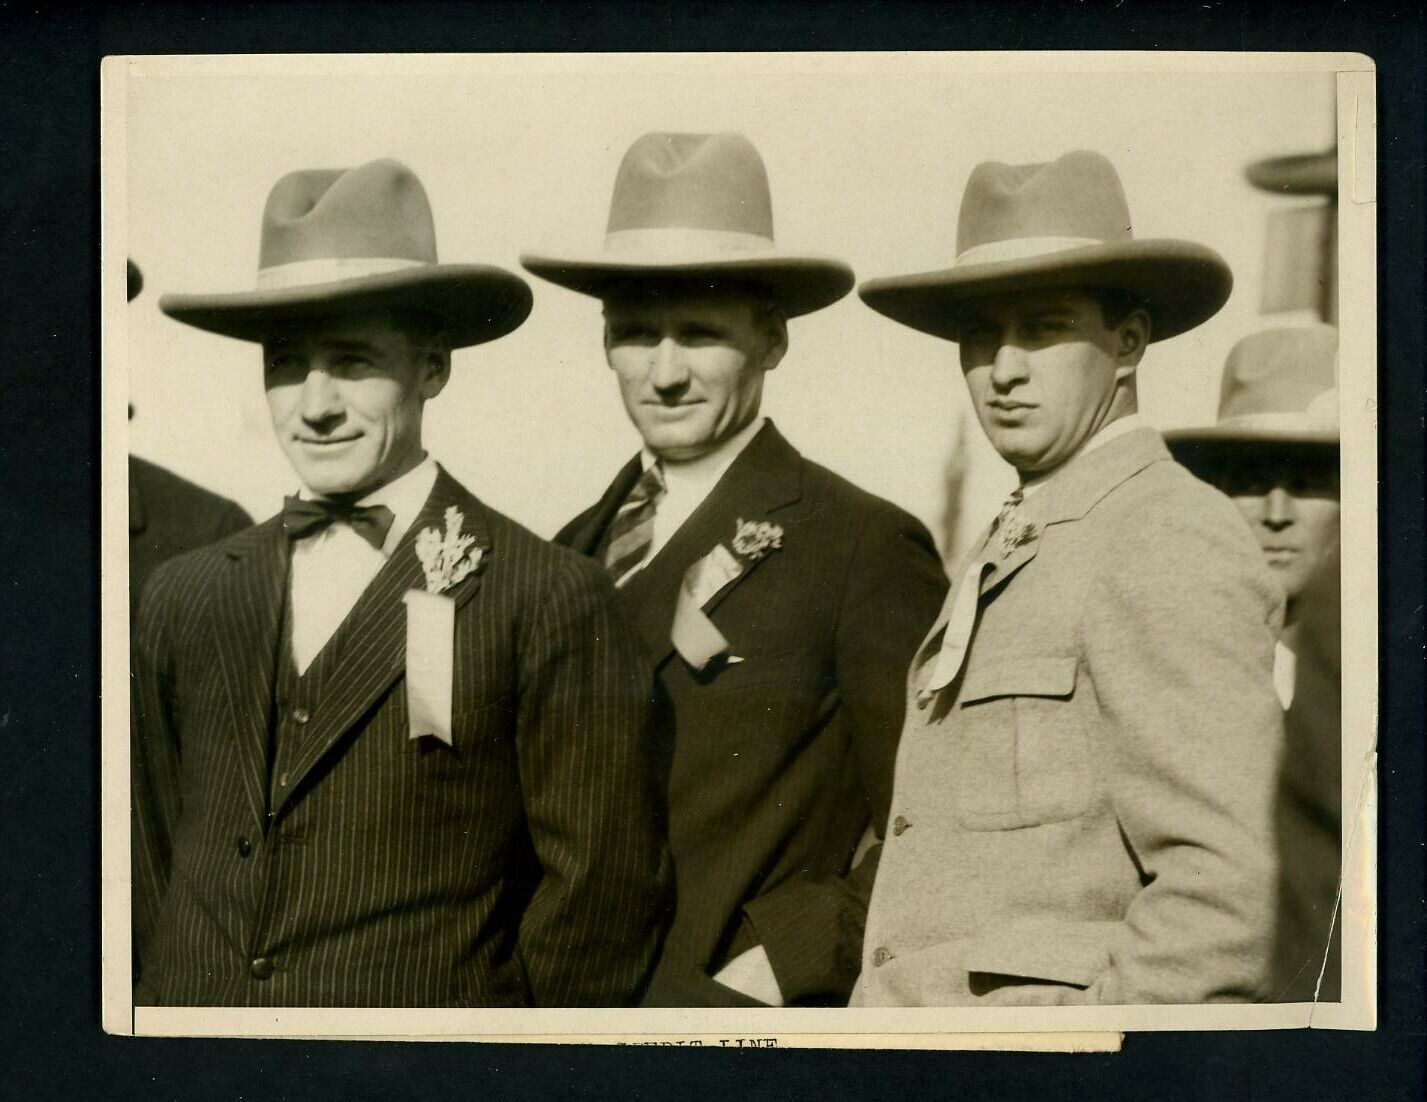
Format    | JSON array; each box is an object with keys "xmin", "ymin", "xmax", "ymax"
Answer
[
  {"xmin": 1273, "ymin": 639, "xmax": 1297, "ymax": 710},
  {"xmin": 620, "ymin": 416, "xmax": 766, "ymax": 584},
  {"xmin": 289, "ymin": 456, "xmax": 438, "ymax": 674}
]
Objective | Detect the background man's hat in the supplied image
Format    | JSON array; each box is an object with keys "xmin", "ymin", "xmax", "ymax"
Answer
[
  {"xmin": 858, "ymin": 150, "xmax": 1233, "ymax": 343},
  {"xmin": 520, "ymin": 132, "xmax": 854, "ymax": 317},
  {"xmin": 160, "ymin": 158, "xmax": 532, "ymax": 349},
  {"xmin": 1166, "ymin": 324, "xmax": 1340, "ymax": 449},
  {"xmin": 127, "ymin": 260, "xmax": 144, "ymax": 302},
  {"xmin": 1245, "ymin": 149, "xmax": 1337, "ymax": 197}
]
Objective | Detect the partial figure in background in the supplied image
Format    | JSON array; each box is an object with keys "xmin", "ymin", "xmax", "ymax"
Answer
[
  {"xmin": 1167, "ymin": 325, "xmax": 1342, "ymax": 1000},
  {"xmin": 524, "ymin": 132, "xmax": 948, "ymax": 1007},
  {"xmin": 853, "ymin": 150, "xmax": 1286, "ymax": 1006},
  {"xmin": 127, "ymin": 259, "xmax": 253, "ymax": 616},
  {"xmin": 133, "ymin": 159, "xmax": 669, "ymax": 1007}
]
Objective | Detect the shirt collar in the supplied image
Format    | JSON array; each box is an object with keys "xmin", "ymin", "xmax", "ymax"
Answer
[
  {"xmin": 299, "ymin": 454, "xmax": 439, "ymax": 557},
  {"xmin": 1020, "ymin": 413, "xmax": 1146, "ymax": 497},
  {"xmin": 640, "ymin": 415, "xmax": 767, "ymax": 493}
]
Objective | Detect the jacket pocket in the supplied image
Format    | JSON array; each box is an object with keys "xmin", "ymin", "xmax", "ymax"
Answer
[
  {"xmin": 963, "ymin": 918, "xmax": 1116, "ymax": 996},
  {"xmin": 953, "ymin": 655, "xmax": 1091, "ymax": 830}
]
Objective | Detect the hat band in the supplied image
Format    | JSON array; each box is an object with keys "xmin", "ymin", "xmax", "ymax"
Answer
[
  {"xmin": 255, "ymin": 256, "xmax": 431, "ymax": 291},
  {"xmin": 954, "ymin": 235, "xmax": 1106, "ymax": 268},
  {"xmin": 602, "ymin": 227, "xmax": 776, "ymax": 258}
]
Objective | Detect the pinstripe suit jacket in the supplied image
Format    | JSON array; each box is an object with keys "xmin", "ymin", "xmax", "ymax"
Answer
[
  {"xmin": 558, "ymin": 422, "xmax": 948, "ymax": 1006},
  {"xmin": 132, "ymin": 467, "xmax": 670, "ymax": 1007}
]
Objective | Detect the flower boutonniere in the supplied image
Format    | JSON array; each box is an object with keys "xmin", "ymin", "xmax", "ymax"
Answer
[
  {"xmin": 415, "ymin": 506, "xmax": 484, "ymax": 594},
  {"xmin": 998, "ymin": 515, "xmax": 1039, "ymax": 557},
  {"xmin": 731, "ymin": 517, "xmax": 784, "ymax": 563}
]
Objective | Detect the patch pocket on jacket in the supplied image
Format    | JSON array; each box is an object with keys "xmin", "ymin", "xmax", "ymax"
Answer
[{"xmin": 953, "ymin": 656, "xmax": 1091, "ymax": 830}]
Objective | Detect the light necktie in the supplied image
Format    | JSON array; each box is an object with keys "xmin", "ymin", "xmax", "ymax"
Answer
[
  {"xmin": 918, "ymin": 486, "xmax": 1030, "ymax": 703},
  {"xmin": 604, "ymin": 462, "xmax": 666, "ymax": 585}
]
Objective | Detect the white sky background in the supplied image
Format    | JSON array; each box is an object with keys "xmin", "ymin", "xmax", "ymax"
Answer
[{"xmin": 123, "ymin": 57, "xmax": 1334, "ymax": 556}]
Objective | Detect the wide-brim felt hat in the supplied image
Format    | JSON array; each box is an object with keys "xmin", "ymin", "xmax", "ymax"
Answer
[
  {"xmin": 1165, "ymin": 324, "xmax": 1340, "ymax": 450},
  {"xmin": 520, "ymin": 132, "xmax": 854, "ymax": 318},
  {"xmin": 160, "ymin": 158, "xmax": 532, "ymax": 349},
  {"xmin": 858, "ymin": 150, "xmax": 1233, "ymax": 343}
]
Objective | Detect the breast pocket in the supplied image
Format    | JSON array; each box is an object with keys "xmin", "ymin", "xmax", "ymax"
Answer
[{"xmin": 952, "ymin": 656, "xmax": 1091, "ymax": 830}]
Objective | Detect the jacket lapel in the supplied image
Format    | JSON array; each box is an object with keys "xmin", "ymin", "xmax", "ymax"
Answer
[
  {"xmin": 559, "ymin": 455, "xmax": 643, "ymax": 554},
  {"xmin": 980, "ymin": 427, "xmax": 1172, "ymax": 600},
  {"xmin": 622, "ymin": 422, "xmax": 803, "ymax": 668},
  {"xmin": 271, "ymin": 467, "xmax": 490, "ymax": 818},
  {"xmin": 216, "ymin": 517, "xmax": 290, "ymax": 830}
]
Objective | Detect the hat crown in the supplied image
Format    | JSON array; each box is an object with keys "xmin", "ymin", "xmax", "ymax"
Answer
[
  {"xmin": 956, "ymin": 150, "xmax": 1134, "ymax": 257},
  {"xmin": 258, "ymin": 158, "xmax": 438, "ymax": 270},
  {"xmin": 605, "ymin": 132, "xmax": 774, "ymax": 240},
  {"xmin": 1218, "ymin": 325, "xmax": 1339, "ymax": 422}
]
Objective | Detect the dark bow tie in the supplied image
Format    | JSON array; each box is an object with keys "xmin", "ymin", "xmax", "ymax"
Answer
[{"xmin": 281, "ymin": 495, "xmax": 396, "ymax": 552}]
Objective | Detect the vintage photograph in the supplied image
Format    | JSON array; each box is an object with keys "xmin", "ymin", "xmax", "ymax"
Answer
[{"xmin": 101, "ymin": 52, "xmax": 1376, "ymax": 1039}]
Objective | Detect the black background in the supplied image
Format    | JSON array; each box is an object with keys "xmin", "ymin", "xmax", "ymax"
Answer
[{"xmin": 0, "ymin": 2, "xmax": 1421, "ymax": 1098}]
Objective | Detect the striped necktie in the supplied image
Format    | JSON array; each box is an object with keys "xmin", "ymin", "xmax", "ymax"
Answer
[{"xmin": 604, "ymin": 462, "xmax": 666, "ymax": 585}]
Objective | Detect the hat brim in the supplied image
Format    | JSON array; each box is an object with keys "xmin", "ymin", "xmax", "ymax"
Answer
[
  {"xmin": 520, "ymin": 251, "xmax": 855, "ymax": 318},
  {"xmin": 159, "ymin": 265, "xmax": 533, "ymax": 350},
  {"xmin": 1245, "ymin": 151, "xmax": 1337, "ymax": 197},
  {"xmin": 1164, "ymin": 421, "xmax": 1340, "ymax": 449},
  {"xmin": 857, "ymin": 239, "xmax": 1233, "ymax": 343}
]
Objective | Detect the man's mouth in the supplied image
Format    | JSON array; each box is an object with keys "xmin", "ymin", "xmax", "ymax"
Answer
[{"xmin": 297, "ymin": 434, "xmax": 361, "ymax": 447}]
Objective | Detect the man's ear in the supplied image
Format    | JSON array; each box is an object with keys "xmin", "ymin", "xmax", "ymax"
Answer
[
  {"xmin": 759, "ymin": 311, "xmax": 789, "ymax": 373},
  {"xmin": 1114, "ymin": 308, "xmax": 1151, "ymax": 380},
  {"xmin": 418, "ymin": 336, "xmax": 452, "ymax": 400}
]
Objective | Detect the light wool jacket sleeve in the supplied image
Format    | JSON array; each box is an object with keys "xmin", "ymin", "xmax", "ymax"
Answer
[{"xmin": 1083, "ymin": 489, "xmax": 1286, "ymax": 1004}]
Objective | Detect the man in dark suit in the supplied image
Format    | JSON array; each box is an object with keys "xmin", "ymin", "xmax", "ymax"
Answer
[
  {"xmin": 134, "ymin": 159, "xmax": 669, "ymax": 1007},
  {"xmin": 127, "ymin": 261, "xmax": 253, "ymax": 613},
  {"xmin": 522, "ymin": 133, "xmax": 948, "ymax": 1006}
]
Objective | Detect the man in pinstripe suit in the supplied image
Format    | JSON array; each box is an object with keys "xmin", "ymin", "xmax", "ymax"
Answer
[{"xmin": 132, "ymin": 159, "xmax": 670, "ymax": 1007}]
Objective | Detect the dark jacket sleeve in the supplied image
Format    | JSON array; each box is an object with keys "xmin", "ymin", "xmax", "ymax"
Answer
[
  {"xmin": 742, "ymin": 502, "xmax": 948, "ymax": 1003},
  {"xmin": 130, "ymin": 568, "xmax": 184, "ymax": 982},
  {"xmin": 513, "ymin": 555, "xmax": 671, "ymax": 1006}
]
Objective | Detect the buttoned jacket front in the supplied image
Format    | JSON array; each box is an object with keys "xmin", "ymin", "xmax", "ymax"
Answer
[
  {"xmin": 854, "ymin": 428, "xmax": 1286, "ymax": 1006},
  {"xmin": 559, "ymin": 422, "xmax": 948, "ymax": 1006},
  {"xmin": 132, "ymin": 468, "xmax": 669, "ymax": 1007}
]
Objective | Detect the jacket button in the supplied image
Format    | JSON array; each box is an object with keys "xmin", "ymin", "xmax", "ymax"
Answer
[
  {"xmin": 872, "ymin": 946, "xmax": 893, "ymax": 967},
  {"xmin": 891, "ymin": 815, "xmax": 910, "ymax": 836},
  {"xmin": 291, "ymin": 707, "xmax": 310, "ymax": 725},
  {"xmin": 250, "ymin": 956, "xmax": 275, "ymax": 980},
  {"xmin": 236, "ymin": 835, "xmax": 252, "ymax": 858}
]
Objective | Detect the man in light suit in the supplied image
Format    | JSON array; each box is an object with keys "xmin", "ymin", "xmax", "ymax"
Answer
[
  {"xmin": 1167, "ymin": 326, "xmax": 1342, "ymax": 1001},
  {"xmin": 134, "ymin": 159, "xmax": 669, "ymax": 1007},
  {"xmin": 852, "ymin": 150, "xmax": 1286, "ymax": 1005},
  {"xmin": 522, "ymin": 133, "xmax": 948, "ymax": 1006}
]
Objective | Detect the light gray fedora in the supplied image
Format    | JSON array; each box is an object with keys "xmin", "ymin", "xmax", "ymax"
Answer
[{"xmin": 521, "ymin": 132, "xmax": 854, "ymax": 317}]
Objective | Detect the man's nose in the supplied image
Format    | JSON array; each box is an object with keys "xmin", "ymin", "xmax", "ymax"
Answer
[
  {"xmin": 988, "ymin": 342, "xmax": 1028, "ymax": 388},
  {"xmin": 299, "ymin": 369, "xmax": 343, "ymax": 425},
  {"xmin": 1262, "ymin": 486, "xmax": 1297, "ymax": 529},
  {"xmin": 649, "ymin": 338, "xmax": 689, "ymax": 392}
]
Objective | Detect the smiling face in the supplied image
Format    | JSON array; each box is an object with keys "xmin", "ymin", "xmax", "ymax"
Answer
[
  {"xmin": 1217, "ymin": 445, "xmax": 1341, "ymax": 610},
  {"xmin": 262, "ymin": 311, "xmax": 450, "ymax": 498},
  {"xmin": 602, "ymin": 286, "xmax": 787, "ymax": 462},
  {"xmin": 956, "ymin": 289, "xmax": 1148, "ymax": 476}
]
